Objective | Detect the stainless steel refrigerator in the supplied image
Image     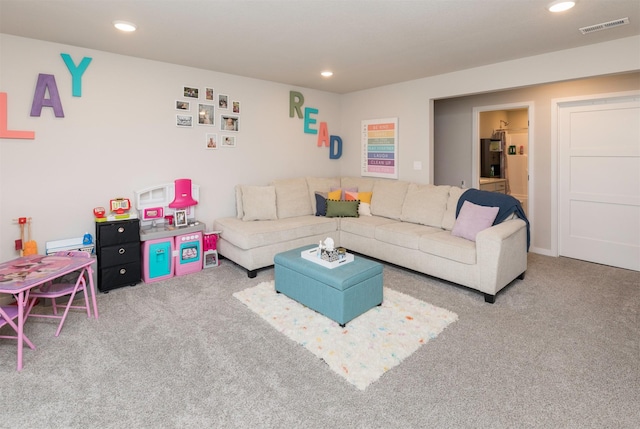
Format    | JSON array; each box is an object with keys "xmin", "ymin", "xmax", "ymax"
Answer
[{"xmin": 480, "ymin": 139, "xmax": 502, "ymax": 178}]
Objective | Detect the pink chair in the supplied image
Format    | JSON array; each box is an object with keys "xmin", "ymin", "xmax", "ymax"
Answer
[
  {"xmin": 25, "ymin": 251, "xmax": 92, "ymax": 337},
  {"xmin": 0, "ymin": 305, "xmax": 36, "ymax": 351}
]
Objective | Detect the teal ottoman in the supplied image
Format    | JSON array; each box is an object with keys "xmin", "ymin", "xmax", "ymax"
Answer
[{"xmin": 274, "ymin": 245, "xmax": 383, "ymax": 326}]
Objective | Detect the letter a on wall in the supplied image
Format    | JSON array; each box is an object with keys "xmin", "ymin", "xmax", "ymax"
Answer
[{"xmin": 31, "ymin": 74, "xmax": 65, "ymax": 117}]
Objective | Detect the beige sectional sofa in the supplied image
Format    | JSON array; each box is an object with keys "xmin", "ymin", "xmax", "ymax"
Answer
[{"xmin": 213, "ymin": 176, "xmax": 528, "ymax": 303}]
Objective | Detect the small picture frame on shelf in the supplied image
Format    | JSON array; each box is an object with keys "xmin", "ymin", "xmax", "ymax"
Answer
[{"xmin": 174, "ymin": 210, "xmax": 188, "ymax": 227}]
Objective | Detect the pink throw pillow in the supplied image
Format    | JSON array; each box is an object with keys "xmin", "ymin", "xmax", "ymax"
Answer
[{"xmin": 451, "ymin": 201, "xmax": 499, "ymax": 241}]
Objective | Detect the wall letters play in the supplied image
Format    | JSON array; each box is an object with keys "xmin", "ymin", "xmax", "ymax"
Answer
[{"xmin": 1, "ymin": 53, "xmax": 92, "ymax": 140}]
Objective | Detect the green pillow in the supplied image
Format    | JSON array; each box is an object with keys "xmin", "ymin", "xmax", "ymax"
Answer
[{"xmin": 325, "ymin": 199, "xmax": 359, "ymax": 218}]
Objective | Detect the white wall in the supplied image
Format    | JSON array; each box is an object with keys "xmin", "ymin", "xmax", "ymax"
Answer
[
  {"xmin": 0, "ymin": 34, "xmax": 342, "ymax": 260},
  {"xmin": 340, "ymin": 36, "xmax": 640, "ymax": 255},
  {"xmin": 1, "ymin": 34, "xmax": 639, "ymax": 261}
]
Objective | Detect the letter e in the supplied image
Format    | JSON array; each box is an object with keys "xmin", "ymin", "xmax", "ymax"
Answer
[{"xmin": 304, "ymin": 107, "xmax": 318, "ymax": 134}]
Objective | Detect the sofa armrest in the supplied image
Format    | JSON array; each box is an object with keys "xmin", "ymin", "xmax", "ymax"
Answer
[{"xmin": 475, "ymin": 218, "xmax": 527, "ymax": 295}]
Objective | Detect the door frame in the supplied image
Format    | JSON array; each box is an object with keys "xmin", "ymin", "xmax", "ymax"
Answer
[
  {"xmin": 472, "ymin": 101, "xmax": 534, "ymax": 245},
  {"xmin": 551, "ymin": 90, "xmax": 640, "ymax": 259}
]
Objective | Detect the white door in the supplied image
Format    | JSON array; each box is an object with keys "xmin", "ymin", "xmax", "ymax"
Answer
[{"xmin": 558, "ymin": 94, "xmax": 640, "ymax": 271}]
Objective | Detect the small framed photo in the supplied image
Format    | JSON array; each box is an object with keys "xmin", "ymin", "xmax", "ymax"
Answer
[
  {"xmin": 206, "ymin": 133, "xmax": 218, "ymax": 150},
  {"xmin": 176, "ymin": 114, "xmax": 193, "ymax": 128},
  {"xmin": 183, "ymin": 86, "xmax": 199, "ymax": 98},
  {"xmin": 232, "ymin": 100, "xmax": 241, "ymax": 114},
  {"xmin": 203, "ymin": 250, "xmax": 219, "ymax": 268},
  {"xmin": 221, "ymin": 115, "xmax": 239, "ymax": 132},
  {"xmin": 197, "ymin": 103, "xmax": 215, "ymax": 126},
  {"xmin": 176, "ymin": 100, "xmax": 190, "ymax": 111},
  {"xmin": 218, "ymin": 94, "xmax": 229, "ymax": 109},
  {"xmin": 174, "ymin": 210, "xmax": 188, "ymax": 227},
  {"xmin": 221, "ymin": 135, "xmax": 236, "ymax": 148},
  {"xmin": 205, "ymin": 87, "xmax": 214, "ymax": 101}
]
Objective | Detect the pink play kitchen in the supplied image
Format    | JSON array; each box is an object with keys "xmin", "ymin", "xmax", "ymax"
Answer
[{"xmin": 135, "ymin": 179, "xmax": 215, "ymax": 283}]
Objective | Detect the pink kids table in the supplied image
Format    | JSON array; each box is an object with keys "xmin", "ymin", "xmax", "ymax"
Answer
[{"xmin": 0, "ymin": 253, "xmax": 98, "ymax": 371}]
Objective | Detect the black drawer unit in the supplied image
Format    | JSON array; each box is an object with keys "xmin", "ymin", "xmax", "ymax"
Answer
[{"xmin": 96, "ymin": 218, "xmax": 141, "ymax": 292}]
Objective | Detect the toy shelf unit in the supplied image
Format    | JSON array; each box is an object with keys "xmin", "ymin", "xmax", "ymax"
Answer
[{"xmin": 95, "ymin": 218, "xmax": 141, "ymax": 293}]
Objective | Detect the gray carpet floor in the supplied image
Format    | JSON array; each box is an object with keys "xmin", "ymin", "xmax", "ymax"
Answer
[{"xmin": 1, "ymin": 253, "xmax": 638, "ymax": 428}]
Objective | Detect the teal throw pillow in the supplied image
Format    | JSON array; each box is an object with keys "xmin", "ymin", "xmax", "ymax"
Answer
[{"xmin": 325, "ymin": 199, "xmax": 359, "ymax": 218}]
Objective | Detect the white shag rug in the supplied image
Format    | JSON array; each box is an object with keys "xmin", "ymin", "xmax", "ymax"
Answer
[{"xmin": 233, "ymin": 281, "xmax": 458, "ymax": 390}]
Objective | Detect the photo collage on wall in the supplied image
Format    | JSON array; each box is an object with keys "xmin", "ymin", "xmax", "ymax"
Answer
[{"xmin": 176, "ymin": 85, "xmax": 241, "ymax": 150}]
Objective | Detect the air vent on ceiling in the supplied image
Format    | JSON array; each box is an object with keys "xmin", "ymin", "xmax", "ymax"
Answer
[{"xmin": 579, "ymin": 17, "xmax": 629, "ymax": 35}]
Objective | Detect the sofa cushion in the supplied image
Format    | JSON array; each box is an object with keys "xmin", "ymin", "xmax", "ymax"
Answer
[
  {"xmin": 375, "ymin": 222, "xmax": 442, "ymax": 250},
  {"xmin": 314, "ymin": 192, "xmax": 328, "ymax": 216},
  {"xmin": 359, "ymin": 203, "xmax": 372, "ymax": 216},
  {"xmin": 341, "ymin": 176, "xmax": 376, "ymax": 192},
  {"xmin": 419, "ymin": 230, "xmax": 477, "ymax": 265},
  {"xmin": 451, "ymin": 201, "xmax": 499, "ymax": 241},
  {"xmin": 235, "ymin": 185, "xmax": 244, "ymax": 219},
  {"xmin": 400, "ymin": 184, "xmax": 451, "ymax": 228},
  {"xmin": 441, "ymin": 186, "xmax": 465, "ymax": 231},
  {"xmin": 325, "ymin": 199, "xmax": 359, "ymax": 218},
  {"xmin": 330, "ymin": 186, "xmax": 358, "ymax": 200},
  {"xmin": 370, "ymin": 180, "xmax": 409, "ymax": 220},
  {"xmin": 307, "ymin": 177, "xmax": 341, "ymax": 213},
  {"xmin": 272, "ymin": 177, "xmax": 313, "ymax": 219},
  {"xmin": 356, "ymin": 192, "xmax": 373, "ymax": 216},
  {"xmin": 215, "ymin": 215, "xmax": 338, "ymax": 250},
  {"xmin": 241, "ymin": 185, "xmax": 278, "ymax": 221},
  {"xmin": 340, "ymin": 216, "xmax": 398, "ymax": 239},
  {"xmin": 328, "ymin": 189, "xmax": 342, "ymax": 200}
]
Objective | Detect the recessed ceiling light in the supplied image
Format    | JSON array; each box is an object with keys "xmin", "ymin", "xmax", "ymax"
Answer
[
  {"xmin": 321, "ymin": 71, "xmax": 333, "ymax": 78},
  {"xmin": 548, "ymin": 1, "xmax": 576, "ymax": 12},
  {"xmin": 113, "ymin": 20, "xmax": 137, "ymax": 32}
]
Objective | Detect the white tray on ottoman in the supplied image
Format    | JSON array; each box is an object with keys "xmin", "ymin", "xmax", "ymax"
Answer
[{"xmin": 300, "ymin": 247, "xmax": 354, "ymax": 269}]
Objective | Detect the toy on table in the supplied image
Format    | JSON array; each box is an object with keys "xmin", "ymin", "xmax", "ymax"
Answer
[
  {"xmin": 23, "ymin": 218, "xmax": 38, "ymax": 256},
  {"xmin": 12, "ymin": 217, "xmax": 37, "ymax": 256},
  {"xmin": 93, "ymin": 207, "xmax": 106, "ymax": 218},
  {"xmin": 110, "ymin": 198, "xmax": 131, "ymax": 214}
]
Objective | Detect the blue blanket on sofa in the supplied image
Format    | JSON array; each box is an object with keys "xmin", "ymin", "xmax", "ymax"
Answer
[{"xmin": 456, "ymin": 188, "xmax": 530, "ymax": 251}]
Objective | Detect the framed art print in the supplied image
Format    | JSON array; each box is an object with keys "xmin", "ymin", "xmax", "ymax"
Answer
[
  {"xmin": 361, "ymin": 117, "xmax": 398, "ymax": 179},
  {"xmin": 205, "ymin": 87, "xmax": 214, "ymax": 101},
  {"xmin": 220, "ymin": 115, "xmax": 238, "ymax": 132},
  {"xmin": 206, "ymin": 133, "xmax": 218, "ymax": 150},
  {"xmin": 183, "ymin": 86, "xmax": 199, "ymax": 99},
  {"xmin": 176, "ymin": 100, "xmax": 190, "ymax": 111},
  {"xmin": 198, "ymin": 103, "xmax": 215, "ymax": 126},
  {"xmin": 218, "ymin": 94, "xmax": 228, "ymax": 109},
  {"xmin": 176, "ymin": 114, "xmax": 193, "ymax": 127},
  {"xmin": 221, "ymin": 135, "xmax": 236, "ymax": 147}
]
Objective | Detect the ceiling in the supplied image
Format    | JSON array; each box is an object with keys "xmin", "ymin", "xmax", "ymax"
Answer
[{"xmin": 1, "ymin": 0, "xmax": 639, "ymax": 94}]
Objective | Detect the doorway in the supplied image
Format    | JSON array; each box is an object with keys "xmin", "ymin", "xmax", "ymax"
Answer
[{"xmin": 472, "ymin": 102, "xmax": 533, "ymax": 218}]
